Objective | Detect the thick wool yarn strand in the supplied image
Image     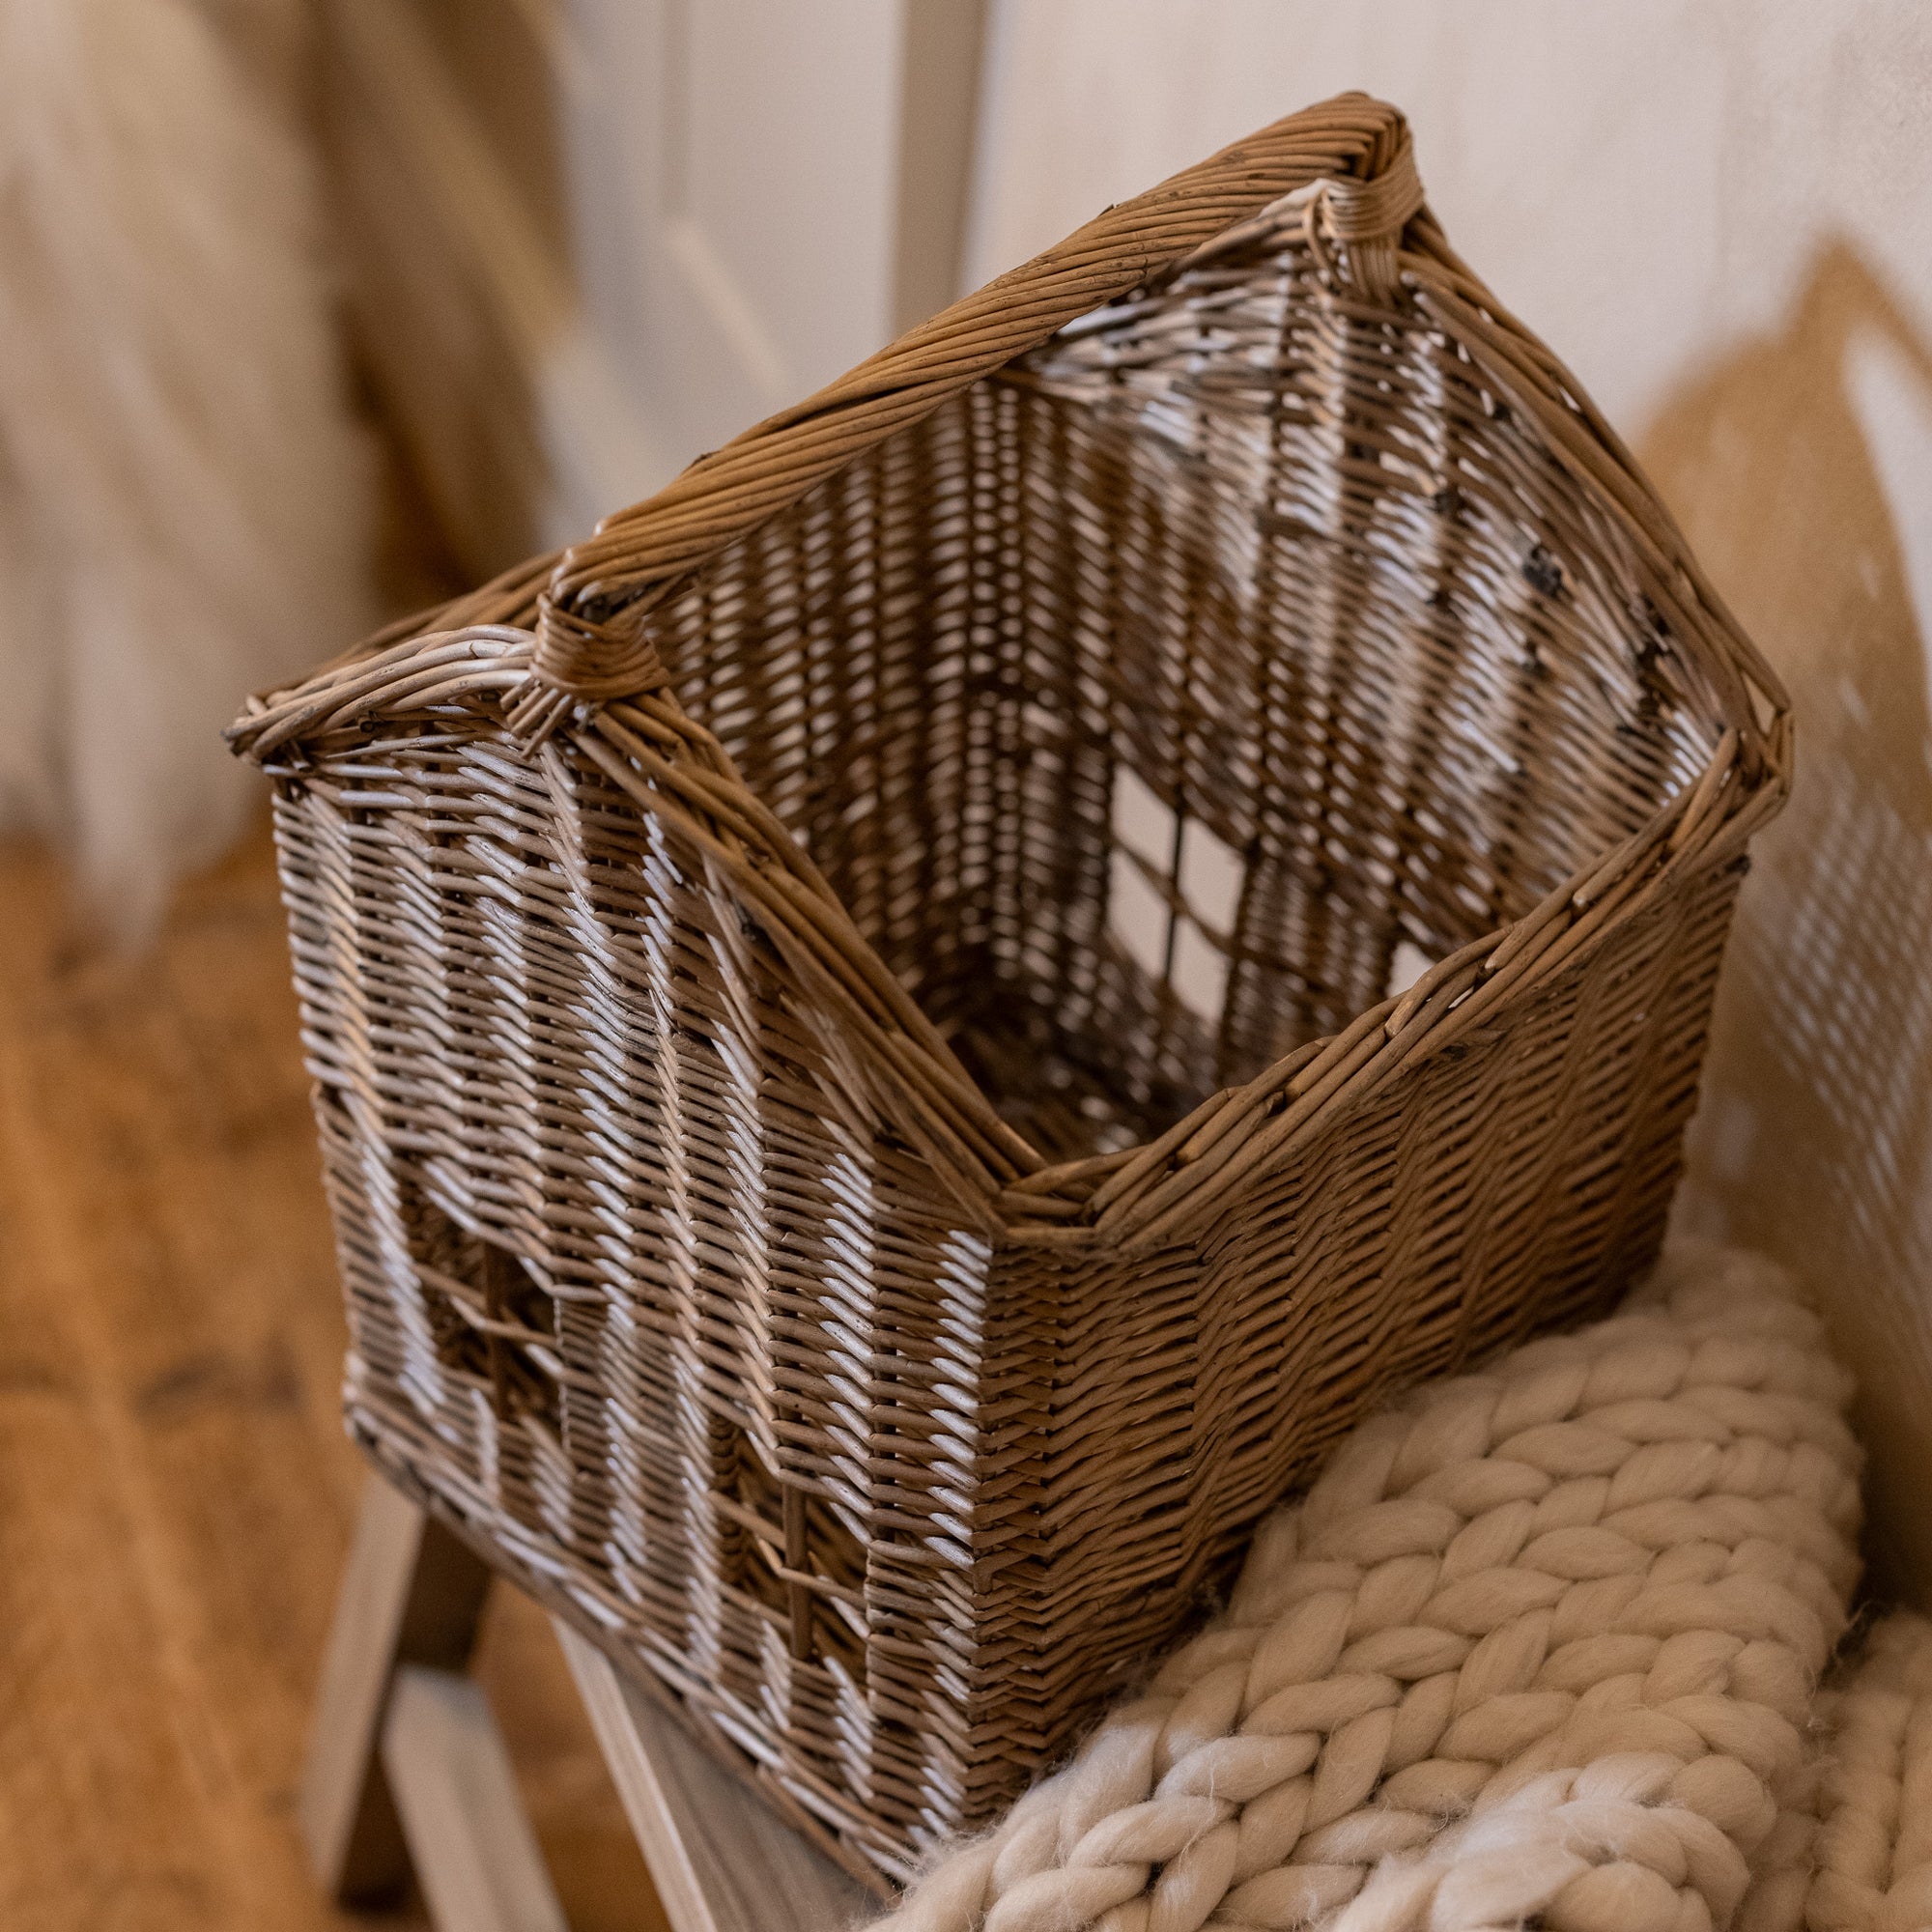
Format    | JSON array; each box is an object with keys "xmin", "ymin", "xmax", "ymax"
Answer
[
  {"xmin": 873, "ymin": 1247, "xmax": 1861, "ymax": 1932},
  {"xmin": 1810, "ymin": 1613, "xmax": 1932, "ymax": 1932},
  {"xmin": 1744, "ymin": 1612, "xmax": 1932, "ymax": 1932}
]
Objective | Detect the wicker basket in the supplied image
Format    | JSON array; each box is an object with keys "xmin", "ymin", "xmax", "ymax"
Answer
[{"xmin": 234, "ymin": 94, "xmax": 1789, "ymax": 1887}]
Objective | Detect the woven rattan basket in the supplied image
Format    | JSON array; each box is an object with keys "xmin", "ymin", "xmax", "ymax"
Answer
[{"xmin": 235, "ymin": 94, "xmax": 1789, "ymax": 1887}]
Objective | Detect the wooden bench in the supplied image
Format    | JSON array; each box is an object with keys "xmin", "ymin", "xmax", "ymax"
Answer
[{"xmin": 303, "ymin": 1477, "xmax": 869, "ymax": 1932}]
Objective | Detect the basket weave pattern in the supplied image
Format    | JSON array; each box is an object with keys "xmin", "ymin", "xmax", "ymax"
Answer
[{"xmin": 234, "ymin": 97, "xmax": 1788, "ymax": 1884}]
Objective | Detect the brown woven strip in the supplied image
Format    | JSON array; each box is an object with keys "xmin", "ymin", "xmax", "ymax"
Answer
[{"xmin": 1307, "ymin": 123, "xmax": 1426, "ymax": 299}]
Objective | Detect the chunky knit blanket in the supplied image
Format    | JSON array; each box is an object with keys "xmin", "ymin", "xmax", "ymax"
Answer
[
  {"xmin": 1744, "ymin": 1611, "xmax": 1932, "ymax": 1932},
  {"xmin": 1809, "ymin": 1613, "xmax": 1932, "ymax": 1931},
  {"xmin": 873, "ymin": 1245, "xmax": 1864, "ymax": 1932}
]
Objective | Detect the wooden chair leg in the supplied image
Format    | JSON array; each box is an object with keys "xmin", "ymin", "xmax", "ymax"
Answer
[
  {"xmin": 381, "ymin": 1664, "xmax": 570, "ymax": 1932},
  {"xmin": 299, "ymin": 1475, "xmax": 494, "ymax": 1903},
  {"xmin": 555, "ymin": 1620, "xmax": 867, "ymax": 1932},
  {"xmin": 304, "ymin": 1476, "xmax": 865, "ymax": 1932}
]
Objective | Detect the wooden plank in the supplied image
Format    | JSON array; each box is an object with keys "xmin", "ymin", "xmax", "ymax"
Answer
[
  {"xmin": 0, "ymin": 1118, "xmax": 238, "ymax": 1932},
  {"xmin": 472, "ymin": 1585, "xmax": 672, "ymax": 1932},
  {"xmin": 554, "ymin": 1623, "xmax": 867, "ymax": 1932},
  {"xmin": 383, "ymin": 1665, "xmax": 570, "ymax": 1932},
  {"xmin": 299, "ymin": 1477, "xmax": 495, "ymax": 1902}
]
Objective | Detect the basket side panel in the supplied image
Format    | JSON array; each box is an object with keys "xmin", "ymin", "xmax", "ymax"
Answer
[
  {"xmin": 997, "ymin": 236, "xmax": 1729, "ymax": 1122},
  {"xmin": 960, "ymin": 855, "xmax": 1747, "ymax": 1818},
  {"xmin": 271, "ymin": 781, "xmax": 495, "ymax": 1495},
  {"xmin": 269, "ymin": 739, "xmax": 1049, "ymax": 1883}
]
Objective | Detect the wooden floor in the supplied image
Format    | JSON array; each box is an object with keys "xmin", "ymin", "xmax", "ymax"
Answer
[{"xmin": 0, "ymin": 829, "xmax": 668, "ymax": 1932}]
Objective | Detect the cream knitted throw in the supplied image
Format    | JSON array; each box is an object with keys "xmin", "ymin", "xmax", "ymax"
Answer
[
  {"xmin": 1744, "ymin": 1612, "xmax": 1932, "ymax": 1932},
  {"xmin": 1810, "ymin": 1614, "xmax": 1932, "ymax": 1931},
  {"xmin": 874, "ymin": 1246, "xmax": 1862, "ymax": 1932}
]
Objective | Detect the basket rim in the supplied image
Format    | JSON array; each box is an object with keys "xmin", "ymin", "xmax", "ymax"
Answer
[{"xmin": 230, "ymin": 92, "xmax": 1793, "ymax": 1238}]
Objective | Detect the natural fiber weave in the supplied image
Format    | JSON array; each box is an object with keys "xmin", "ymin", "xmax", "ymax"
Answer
[
  {"xmin": 231, "ymin": 93, "xmax": 1790, "ymax": 1880},
  {"xmin": 873, "ymin": 1245, "xmax": 1861, "ymax": 1932}
]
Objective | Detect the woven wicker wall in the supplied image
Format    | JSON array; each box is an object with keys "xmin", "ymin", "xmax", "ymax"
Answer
[{"xmin": 240, "ymin": 96, "xmax": 1788, "ymax": 1881}]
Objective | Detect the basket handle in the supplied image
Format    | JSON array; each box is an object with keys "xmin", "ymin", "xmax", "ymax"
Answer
[{"xmin": 520, "ymin": 94, "xmax": 1418, "ymax": 711}]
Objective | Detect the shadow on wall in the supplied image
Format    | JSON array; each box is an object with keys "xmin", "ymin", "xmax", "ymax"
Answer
[{"xmin": 1652, "ymin": 239, "xmax": 1932, "ymax": 1603}]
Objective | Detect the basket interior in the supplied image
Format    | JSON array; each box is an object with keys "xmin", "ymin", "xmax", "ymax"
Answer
[{"xmin": 647, "ymin": 234, "xmax": 1719, "ymax": 1164}]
